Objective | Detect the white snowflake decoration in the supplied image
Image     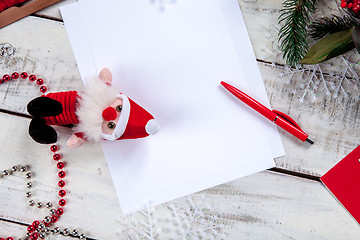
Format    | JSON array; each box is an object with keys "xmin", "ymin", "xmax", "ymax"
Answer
[
  {"xmin": 116, "ymin": 195, "xmax": 227, "ymax": 240},
  {"xmin": 263, "ymin": 23, "xmax": 360, "ymax": 103},
  {"xmin": 276, "ymin": 56, "xmax": 360, "ymax": 102}
]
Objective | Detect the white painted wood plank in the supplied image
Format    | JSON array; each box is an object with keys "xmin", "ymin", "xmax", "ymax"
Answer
[
  {"xmin": 212, "ymin": 171, "xmax": 360, "ymax": 240},
  {"xmin": 261, "ymin": 62, "xmax": 360, "ymax": 176},
  {"xmin": 34, "ymin": 0, "xmax": 77, "ymax": 20},
  {"xmin": 0, "ymin": 16, "xmax": 83, "ymax": 114},
  {"xmin": 0, "ymin": 113, "xmax": 358, "ymax": 239}
]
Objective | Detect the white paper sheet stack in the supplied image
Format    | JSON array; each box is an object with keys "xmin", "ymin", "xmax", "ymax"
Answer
[{"xmin": 60, "ymin": 0, "xmax": 285, "ymax": 214}]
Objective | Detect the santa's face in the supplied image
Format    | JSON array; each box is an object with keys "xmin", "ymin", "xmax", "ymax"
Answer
[{"xmin": 101, "ymin": 98, "xmax": 123, "ymax": 135}]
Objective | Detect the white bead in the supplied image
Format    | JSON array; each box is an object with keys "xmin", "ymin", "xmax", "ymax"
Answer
[
  {"xmin": 50, "ymin": 209, "xmax": 57, "ymax": 215},
  {"xmin": 72, "ymin": 229, "xmax": 79, "ymax": 236},
  {"xmin": 28, "ymin": 200, "xmax": 35, "ymax": 206},
  {"xmin": 63, "ymin": 228, "xmax": 70, "ymax": 235}
]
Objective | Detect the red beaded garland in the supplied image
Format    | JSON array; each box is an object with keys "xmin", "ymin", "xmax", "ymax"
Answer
[
  {"xmin": 0, "ymin": 71, "xmax": 68, "ymax": 237},
  {"xmin": 57, "ymin": 208, "xmax": 64, "ymax": 215},
  {"xmin": 11, "ymin": 72, "xmax": 19, "ymax": 79},
  {"xmin": 3, "ymin": 74, "xmax": 10, "ymax": 81},
  {"xmin": 59, "ymin": 199, "xmax": 66, "ymax": 206},
  {"xmin": 20, "ymin": 72, "xmax": 28, "ymax": 79},
  {"xmin": 53, "ymin": 153, "xmax": 61, "ymax": 161},
  {"xmin": 50, "ymin": 145, "xmax": 58, "ymax": 152},
  {"xmin": 59, "ymin": 189, "xmax": 66, "ymax": 197},
  {"xmin": 40, "ymin": 86, "xmax": 47, "ymax": 93},
  {"xmin": 58, "ymin": 180, "xmax": 65, "ymax": 188},
  {"xmin": 36, "ymin": 78, "xmax": 43, "ymax": 85},
  {"xmin": 58, "ymin": 171, "xmax": 66, "ymax": 178}
]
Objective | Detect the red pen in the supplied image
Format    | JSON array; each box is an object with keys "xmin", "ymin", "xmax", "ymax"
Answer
[{"xmin": 221, "ymin": 81, "xmax": 314, "ymax": 144}]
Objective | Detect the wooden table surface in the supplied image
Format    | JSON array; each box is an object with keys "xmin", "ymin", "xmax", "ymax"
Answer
[{"xmin": 0, "ymin": 0, "xmax": 359, "ymax": 239}]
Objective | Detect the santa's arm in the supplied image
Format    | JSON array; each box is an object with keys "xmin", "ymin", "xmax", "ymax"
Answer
[{"xmin": 67, "ymin": 132, "xmax": 87, "ymax": 148}]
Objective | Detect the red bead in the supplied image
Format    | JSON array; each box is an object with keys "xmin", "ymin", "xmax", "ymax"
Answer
[
  {"xmin": 30, "ymin": 233, "xmax": 38, "ymax": 240},
  {"xmin": 57, "ymin": 162, "xmax": 65, "ymax": 169},
  {"xmin": 59, "ymin": 189, "xmax": 66, "ymax": 197},
  {"xmin": 354, "ymin": 5, "xmax": 360, "ymax": 12},
  {"xmin": 29, "ymin": 75, "xmax": 36, "ymax": 81},
  {"xmin": 36, "ymin": 78, "xmax": 43, "ymax": 85},
  {"xmin": 53, "ymin": 153, "xmax": 61, "ymax": 161},
  {"xmin": 11, "ymin": 72, "xmax": 19, "ymax": 79},
  {"xmin": 42, "ymin": 220, "xmax": 50, "ymax": 227},
  {"xmin": 40, "ymin": 86, "xmax": 47, "ymax": 93},
  {"xmin": 341, "ymin": 2, "xmax": 348, "ymax": 7},
  {"xmin": 0, "ymin": 238, "xmax": 5, "ymax": 240},
  {"xmin": 58, "ymin": 171, "xmax": 66, "ymax": 178},
  {"xmin": 51, "ymin": 216, "xmax": 58, "ymax": 223},
  {"xmin": 20, "ymin": 72, "xmax": 28, "ymax": 79},
  {"xmin": 6, "ymin": 238, "xmax": 13, "ymax": 240},
  {"xmin": 3, "ymin": 74, "xmax": 10, "ymax": 81},
  {"xmin": 50, "ymin": 145, "xmax": 58, "ymax": 152},
  {"xmin": 32, "ymin": 220, "xmax": 40, "ymax": 228},
  {"xmin": 349, "ymin": 2, "xmax": 354, "ymax": 8},
  {"xmin": 57, "ymin": 208, "xmax": 64, "ymax": 215},
  {"xmin": 59, "ymin": 199, "xmax": 66, "ymax": 206},
  {"xmin": 27, "ymin": 225, "xmax": 35, "ymax": 232},
  {"xmin": 58, "ymin": 180, "xmax": 65, "ymax": 187}
]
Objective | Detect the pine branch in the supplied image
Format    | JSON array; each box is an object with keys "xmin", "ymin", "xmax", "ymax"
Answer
[
  {"xmin": 278, "ymin": 0, "xmax": 318, "ymax": 66},
  {"xmin": 309, "ymin": 15, "xmax": 359, "ymax": 40}
]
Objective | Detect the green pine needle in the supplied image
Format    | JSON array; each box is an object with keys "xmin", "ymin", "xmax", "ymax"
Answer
[
  {"xmin": 309, "ymin": 15, "xmax": 359, "ymax": 40},
  {"xmin": 278, "ymin": 0, "xmax": 318, "ymax": 66}
]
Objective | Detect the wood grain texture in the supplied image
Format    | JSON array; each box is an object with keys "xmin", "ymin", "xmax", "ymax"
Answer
[
  {"xmin": 0, "ymin": 115, "xmax": 359, "ymax": 239},
  {"xmin": 0, "ymin": 1, "xmax": 359, "ymax": 239}
]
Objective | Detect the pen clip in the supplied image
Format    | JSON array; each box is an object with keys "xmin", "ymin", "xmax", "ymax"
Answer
[{"xmin": 272, "ymin": 109, "xmax": 304, "ymax": 132}]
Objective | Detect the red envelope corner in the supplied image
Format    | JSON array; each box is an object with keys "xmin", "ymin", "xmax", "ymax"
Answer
[{"xmin": 321, "ymin": 145, "xmax": 360, "ymax": 223}]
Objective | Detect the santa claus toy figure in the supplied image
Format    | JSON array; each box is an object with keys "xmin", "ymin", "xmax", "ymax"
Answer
[{"xmin": 26, "ymin": 68, "xmax": 159, "ymax": 148}]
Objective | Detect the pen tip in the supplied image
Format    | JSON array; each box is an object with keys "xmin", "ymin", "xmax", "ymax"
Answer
[{"xmin": 306, "ymin": 138, "xmax": 314, "ymax": 145}]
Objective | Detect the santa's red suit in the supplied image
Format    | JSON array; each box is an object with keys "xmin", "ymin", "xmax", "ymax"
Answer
[{"xmin": 43, "ymin": 91, "xmax": 80, "ymax": 126}]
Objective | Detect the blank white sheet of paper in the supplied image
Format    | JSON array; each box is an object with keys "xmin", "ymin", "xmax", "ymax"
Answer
[{"xmin": 61, "ymin": 0, "xmax": 283, "ymax": 214}]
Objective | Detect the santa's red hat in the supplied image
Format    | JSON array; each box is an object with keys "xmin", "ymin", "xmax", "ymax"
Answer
[{"xmin": 101, "ymin": 94, "xmax": 159, "ymax": 141}]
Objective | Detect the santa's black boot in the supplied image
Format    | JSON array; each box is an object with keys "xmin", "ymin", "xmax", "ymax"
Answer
[
  {"xmin": 27, "ymin": 97, "xmax": 63, "ymax": 117},
  {"xmin": 29, "ymin": 117, "xmax": 58, "ymax": 144}
]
